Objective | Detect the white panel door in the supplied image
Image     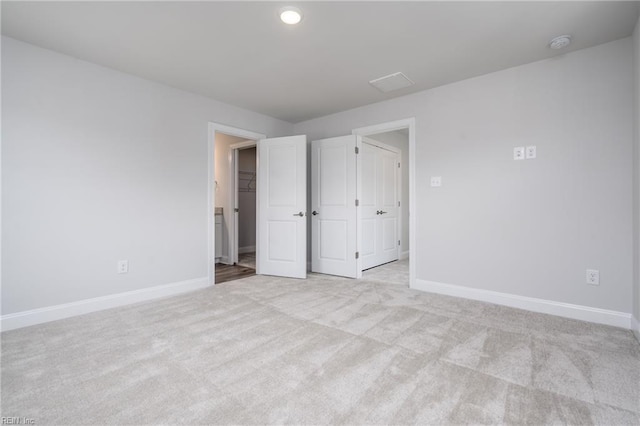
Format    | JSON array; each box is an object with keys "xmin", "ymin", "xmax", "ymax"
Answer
[
  {"xmin": 311, "ymin": 135, "xmax": 360, "ymax": 278},
  {"xmin": 360, "ymin": 142, "xmax": 379, "ymax": 270},
  {"xmin": 378, "ymin": 147, "xmax": 399, "ymax": 264},
  {"xmin": 257, "ymin": 135, "xmax": 307, "ymax": 279},
  {"xmin": 361, "ymin": 141, "xmax": 399, "ymax": 270}
]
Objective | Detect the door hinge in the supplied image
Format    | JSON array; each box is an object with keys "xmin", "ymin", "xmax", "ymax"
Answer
[
  {"xmin": 398, "ymin": 240, "xmax": 401, "ymax": 246},
  {"xmin": 355, "ymin": 252, "xmax": 359, "ymax": 259},
  {"xmin": 355, "ymin": 199, "xmax": 359, "ymax": 207},
  {"xmin": 398, "ymin": 162, "xmax": 401, "ymax": 168},
  {"xmin": 398, "ymin": 201, "xmax": 400, "ymax": 207},
  {"xmin": 355, "ymin": 146, "xmax": 359, "ymax": 154}
]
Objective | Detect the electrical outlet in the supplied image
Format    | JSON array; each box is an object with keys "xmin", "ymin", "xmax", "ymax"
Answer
[
  {"xmin": 430, "ymin": 176, "xmax": 442, "ymax": 187},
  {"xmin": 586, "ymin": 269, "xmax": 599, "ymax": 286},
  {"xmin": 526, "ymin": 145, "xmax": 537, "ymax": 159},
  {"xmin": 118, "ymin": 260, "xmax": 129, "ymax": 274},
  {"xmin": 514, "ymin": 147, "xmax": 525, "ymax": 160}
]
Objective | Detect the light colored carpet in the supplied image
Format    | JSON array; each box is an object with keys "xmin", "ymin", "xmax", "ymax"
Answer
[{"xmin": 2, "ymin": 260, "xmax": 639, "ymax": 425}]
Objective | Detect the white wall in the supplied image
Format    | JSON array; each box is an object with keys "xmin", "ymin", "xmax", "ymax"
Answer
[
  {"xmin": 366, "ymin": 130, "xmax": 410, "ymax": 255},
  {"xmin": 633, "ymin": 18, "xmax": 640, "ymax": 335},
  {"xmin": 3, "ymin": 34, "xmax": 636, "ymax": 326},
  {"xmin": 295, "ymin": 38, "xmax": 634, "ymax": 315},
  {"xmin": 1, "ymin": 37, "xmax": 293, "ymax": 315}
]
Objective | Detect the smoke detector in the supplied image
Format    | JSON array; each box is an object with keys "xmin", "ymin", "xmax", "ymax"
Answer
[
  {"xmin": 369, "ymin": 72, "xmax": 415, "ymax": 93},
  {"xmin": 548, "ymin": 35, "xmax": 572, "ymax": 50}
]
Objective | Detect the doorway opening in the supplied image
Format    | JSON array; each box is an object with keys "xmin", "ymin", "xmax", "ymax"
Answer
[
  {"xmin": 353, "ymin": 118, "xmax": 414, "ymax": 288},
  {"xmin": 216, "ymin": 134, "xmax": 258, "ymax": 284},
  {"xmin": 231, "ymin": 144, "xmax": 257, "ymax": 271},
  {"xmin": 208, "ymin": 123, "xmax": 265, "ymax": 285}
]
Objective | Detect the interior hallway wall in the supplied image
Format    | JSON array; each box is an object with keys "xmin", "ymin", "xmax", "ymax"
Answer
[
  {"xmin": 295, "ymin": 38, "xmax": 634, "ymax": 315},
  {"xmin": 2, "ymin": 37, "xmax": 293, "ymax": 315}
]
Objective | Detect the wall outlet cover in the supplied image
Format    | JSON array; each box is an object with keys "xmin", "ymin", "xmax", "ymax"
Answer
[
  {"xmin": 430, "ymin": 176, "xmax": 442, "ymax": 187},
  {"xmin": 526, "ymin": 145, "xmax": 537, "ymax": 159},
  {"xmin": 118, "ymin": 260, "xmax": 129, "ymax": 274},
  {"xmin": 514, "ymin": 147, "xmax": 525, "ymax": 160},
  {"xmin": 586, "ymin": 269, "xmax": 599, "ymax": 285}
]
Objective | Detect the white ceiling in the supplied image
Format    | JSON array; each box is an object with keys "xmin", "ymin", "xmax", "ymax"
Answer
[{"xmin": 2, "ymin": 2, "xmax": 638, "ymax": 123}]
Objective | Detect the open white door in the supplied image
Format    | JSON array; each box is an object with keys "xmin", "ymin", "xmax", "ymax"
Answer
[
  {"xmin": 311, "ymin": 135, "xmax": 361, "ymax": 278},
  {"xmin": 361, "ymin": 139, "xmax": 399, "ymax": 269},
  {"xmin": 257, "ymin": 135, "xmax": 307, "ymax": 279}
]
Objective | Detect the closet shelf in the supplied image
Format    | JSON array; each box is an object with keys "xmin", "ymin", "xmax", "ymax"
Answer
[{"xmin": 239, "ymin": 170, "xmax": 256, "ymax": 193}]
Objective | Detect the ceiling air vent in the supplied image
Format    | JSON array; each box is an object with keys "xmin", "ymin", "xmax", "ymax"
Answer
[{"xmin": 369, "ymin": 72, "xmax": 415, "ymax": 93}]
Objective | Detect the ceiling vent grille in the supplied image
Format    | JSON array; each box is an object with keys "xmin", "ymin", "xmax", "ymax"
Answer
[{"xmin": 369, "ymin": 72, "xmax": 415, "ymax": 93}]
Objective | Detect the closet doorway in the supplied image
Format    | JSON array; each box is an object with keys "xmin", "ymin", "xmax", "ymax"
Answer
[
  {"xmin": 310, "ymin": 119, "xmax": 412, "ymax": 284},
  {"xmin": 232, "ymin": 145, "xmax": 257, "ymax": 270},
  {"xmin": 353, "ymin": 119, "xmax": 413, "ymax": 287},
  {"xmin": 360, "ymin": 136, "xmax": 401, "ymax": 270}
]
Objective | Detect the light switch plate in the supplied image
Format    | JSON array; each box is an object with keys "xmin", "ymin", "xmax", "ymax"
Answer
[
  {"xmin": 514, "ymin": 147, "xmax": 525, "ymax": 160},
  {"xmin": 526, "ymin": 146, "xmax": 537, "ymax": 159},
  {"xmin": 430, "ymin": 176, "xmax": 442, "ymax": 187}
]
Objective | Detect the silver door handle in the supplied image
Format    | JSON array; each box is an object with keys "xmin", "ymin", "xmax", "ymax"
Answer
[
  {"xmin": 312, "ymin": 211, "xmax": 319, "ymax": 216},
  {"xmin": 293, "ymin": 212, "xmax": 304, "ymax": 217},
  {"xmin": 380, "ymin": 211, "xmax": 388, "ymax": 215}
]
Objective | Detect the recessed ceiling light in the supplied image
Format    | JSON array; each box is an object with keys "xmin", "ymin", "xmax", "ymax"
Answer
[
  {"xmin": 548, "ymin": 35, "xmax": 572, "ymax": 50},
  {"xmin": 280, "ymin": 7, "xmax": 302, "ymax": 25}
]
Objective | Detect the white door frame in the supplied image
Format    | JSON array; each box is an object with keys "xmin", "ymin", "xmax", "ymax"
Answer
[
  {"xmin": 361, "ymin": 136, "xmax": 402, "ymax": 265},
  {"xmin": 208, "ymin": 122, "xmax": 266, "ymax": 285},
  {"xmin": 229, "ymin": 140, "xmax": 257, "ymax": 266},
  {"xmin": 352, "ymin": 118, "xmax": 416, "ymax": 287}
]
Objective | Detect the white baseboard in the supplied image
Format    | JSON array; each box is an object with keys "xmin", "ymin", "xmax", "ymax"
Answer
[
  {"xmin": 413, "ymin": 279, "xmax": 632, "ymax": 329},
  {"xmin": 238, "ymin": 245, "xmax": 256, "ymax": 254},
  {"xmin": 1, "ymin": 276, "xmax": 210, "ymax": 332},
  {"xmin": 399, "ymin": 250, "xmax": 410, "ymax": 261},
  {"xmin": 632, "ymin": 315, "xmax": 640, "ymax": 344}
]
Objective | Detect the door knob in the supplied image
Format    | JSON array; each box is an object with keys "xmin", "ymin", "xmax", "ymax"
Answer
[
  {"xmin": 312, "ymin": 211, "xmax": 319, "ymax": 216},
  {"xmin": 293, "ymin": 212, "xmax": 304, "ymax": 217}
]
